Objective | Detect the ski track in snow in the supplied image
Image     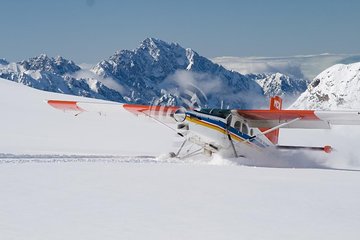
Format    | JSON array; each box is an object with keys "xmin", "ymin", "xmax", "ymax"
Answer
[
  {"xmin": 0, "ymin": 154, "xmax": 179, "ymax": 165},
  {"xmin": 1, "ymin": 153, "xmax": 359, "ymax": 172}
]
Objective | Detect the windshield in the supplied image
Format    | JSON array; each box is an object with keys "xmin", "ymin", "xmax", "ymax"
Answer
[{"xmin": 194, "ymin": 109, "xmax": 231, "ymax": 119}]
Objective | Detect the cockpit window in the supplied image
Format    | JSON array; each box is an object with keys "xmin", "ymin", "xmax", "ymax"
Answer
[
  {"xmin": 227, "ymin": 115, "xmax": 232, "ymax": 126},
  {"xmin": 195, "ymin": 109, "xmax": 231, "ymax": 119}
]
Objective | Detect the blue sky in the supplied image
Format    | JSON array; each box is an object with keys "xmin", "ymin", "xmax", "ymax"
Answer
[{"xmin": 2, "ymin": 0, "xmax": 360, "ymax": 63}]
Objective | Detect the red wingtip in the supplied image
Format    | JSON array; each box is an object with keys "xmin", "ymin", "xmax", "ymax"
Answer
[
  {"xmin": 324, "ymin": 145, "xmax": 332, "ymax": 153},
  {"xmin": 47, "ymin": 100, "xmax": 84, "ymax": 112}
]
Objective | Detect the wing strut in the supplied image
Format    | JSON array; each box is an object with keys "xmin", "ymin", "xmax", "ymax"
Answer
[
  {"xmin": 255, "ymin": 117, "xmax": 302, "ymax": 138},
  {"xmin": 244, "ymin": 117, "xmax": 302, "ymax": 145},
  {"xmin": 226, "ymin": 126, "xmax": 238, "ymax": 158}
]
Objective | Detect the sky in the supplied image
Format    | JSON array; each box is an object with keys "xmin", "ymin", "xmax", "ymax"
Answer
[{"xmin": 1, "ymin": 0, "xmax": 360, "ymax": 64}]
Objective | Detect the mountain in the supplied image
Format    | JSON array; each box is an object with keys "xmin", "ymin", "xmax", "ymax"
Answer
[
  {"xmin": 250, "ymin": 72, "xmax": 308, "ymax": 102},
  {"xmin": 0, "ymin": 38, "xmax": 307, "ymax": 108},
  {"xmin": 19, "ymin": 54, "xmax": 80, "ymax": 75},
  {"xmin": 91, "ymin": 38, "xmax": 267, "ymax": 108},
  {"xmin": 290, "ymin": 63, "xmax": 360, "ymax": 110},
  {"xmin": 0, "ymin": 58, "xmax": 9, "ymax": 65},
  {"xmin": 0, "ymin": 54, "xmax": 124, "ymax": 102}
]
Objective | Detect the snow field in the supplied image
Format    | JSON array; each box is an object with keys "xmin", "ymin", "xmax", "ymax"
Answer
[
  {"xmin": 1, "ymin": 79, "xmax": 360, "ymax": 239},
  {"xmin": 0, "ymin": 160, "xmax": 359, "ymax": 240}
]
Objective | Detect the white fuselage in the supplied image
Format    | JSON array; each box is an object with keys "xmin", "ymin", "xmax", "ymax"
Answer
[{"xmin": 180, "ymin": 110, "xmax": 274, "ymax": 158}]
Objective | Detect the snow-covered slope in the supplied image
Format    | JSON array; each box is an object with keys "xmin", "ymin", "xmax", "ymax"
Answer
[
  {"xmin": 0, "ymin": 79, "xmax": 175, "ymax": 155},
  {"xmin": 1, "ymin": 79, "xmax": 360, "ymax": 240},
  {"xmin": 1, "ymin": 160, "xmax": 360, "ymax": 240},
  {"xmin": 291, "ymin": 63, "xmax": 360, "ymax": 110}
]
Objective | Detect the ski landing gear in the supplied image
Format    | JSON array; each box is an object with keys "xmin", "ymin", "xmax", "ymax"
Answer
[{"xmin": 168, "ymin": 138, "xmax": 220, "ymax": 160}]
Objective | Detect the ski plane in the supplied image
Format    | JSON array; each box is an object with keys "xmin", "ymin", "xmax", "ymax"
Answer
[{"xmin": 47, "ymin": 96, "xmax": 360, "ymax": 159}]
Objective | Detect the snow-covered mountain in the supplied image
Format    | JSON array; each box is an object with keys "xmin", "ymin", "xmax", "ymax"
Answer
[
  {"xmin": 19, "ymin": 54, "xmax": 80, "ymax": 75},
  {"xmin": 0, "ymin": 58, "xmax": 9, "ymax": 65},
  {"xmin": 250, "ymin": 72, "xmax": 308, "ymax": 101},
  {"xmin": 0, "ymin": 38, "xmax": 307, "ymax": 108},
  {"xmin": 290, "ymin": 63, "xmax": 360, "ymax": 110},
  {"xmin": 0, "ymin": 54, "xmax": 124, "ymax": 102},
  {"xmin": 91, "ymin": 38, "xmax": 268, "ymax": 108}
]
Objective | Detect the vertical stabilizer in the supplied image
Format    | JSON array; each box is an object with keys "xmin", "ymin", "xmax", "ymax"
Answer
[
  {"xmin": 260, "ymin": 96, "xmax": 282, "ymax": 144},
  {"xmin": 269, "ymin": 96, "xmax": 282, "ymax": 111}
]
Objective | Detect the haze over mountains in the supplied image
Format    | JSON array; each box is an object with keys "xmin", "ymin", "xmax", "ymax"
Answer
[{"xmin": 213, "ymin": 54, "xmax": 360, "ymax": 80}]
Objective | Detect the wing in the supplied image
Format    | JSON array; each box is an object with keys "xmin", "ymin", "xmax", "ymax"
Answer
[
  {"xmin": 47, "ymin": 100, "xmax": 124, "ymax": 113},
  {"xmin": 237, "ymin": 109, "xmax": 360, "ymax": 129},
  {"xmin": 47, "ymin": 100, "xmax": 178, "ymax": 123}
]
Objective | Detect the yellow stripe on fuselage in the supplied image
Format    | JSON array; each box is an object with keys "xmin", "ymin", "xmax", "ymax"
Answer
[{"xmin": 186, "ymin": 116, "xmax": 245, "ymax": 142}]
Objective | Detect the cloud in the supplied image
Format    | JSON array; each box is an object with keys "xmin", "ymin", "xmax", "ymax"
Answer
[
  {"xmin": 159, "ymin": 70, "xmax": 267, "ymax": 109},
  {"xmin": 214, "ymin": 57, "xmax": 305, "ymax": 79},
  {"xmin": 163, "ymin": 70, "xmax": 223, "ymax": 94},
  {"xmin": 70, "ymin": 68, "xmax": 125, "ymax": 94},
  {"xmin": 213, "ymin": 54, "xmax": 360, "ymax": 81}
]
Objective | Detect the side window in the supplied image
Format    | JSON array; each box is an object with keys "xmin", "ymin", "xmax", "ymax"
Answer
[
  {"xmin": 242, "ymin": 123, "xmax": 249, "ymax": 135},
  {"xmin": 234, "ymin": 121, "xmax": 241, "ymax": 131},
  {"xmin": 227, "ymin": 115, "xmax": 232, "ymax": 126}
]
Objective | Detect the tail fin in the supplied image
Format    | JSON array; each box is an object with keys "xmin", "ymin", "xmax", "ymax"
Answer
[
  {"xmin": 269, "ymin": 96, "xmax": 282, "ymax": 111},
  {"xmin": 260, "ymin": 96, "xmax": 282, "ymax": 145}
]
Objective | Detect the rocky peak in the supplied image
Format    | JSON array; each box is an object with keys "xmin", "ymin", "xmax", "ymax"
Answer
[
  {"xmin": 18, "ymin": 54, "xmax": 80, "ymax": 75},
  {"xmin": 90, "ymin": 38, "xmax": 266, "ymax": 108},
  {"xmin": 0, "ymin": 58, "xmax": 9, "ymax": 65},
  {"xmin": 254, "ymin": 72, "xmax": 308, "ymax": 99}
]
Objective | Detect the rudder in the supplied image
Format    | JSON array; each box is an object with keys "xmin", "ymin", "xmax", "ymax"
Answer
[{"xmin": 260, "ymin": 96, "xmax": 282, "ymax": 144}]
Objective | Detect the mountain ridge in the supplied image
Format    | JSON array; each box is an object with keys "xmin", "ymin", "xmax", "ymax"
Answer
[{"xmin": 0, "ymin": 38, "xmax": 307, "ymax": 108}]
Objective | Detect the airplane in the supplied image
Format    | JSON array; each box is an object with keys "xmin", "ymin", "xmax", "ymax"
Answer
[{"xmin": 47, "ymin": 96, "xmax": 360, "ymax": 160}]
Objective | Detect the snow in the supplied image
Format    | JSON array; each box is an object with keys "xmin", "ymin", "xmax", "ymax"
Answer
[
  {"xmin": 1, "ymin": 159, "xmax": 359, "ymax": 240},
  {"xmin": 291, "ymin": 63, "xmax": 360, "ymax": 110},
  {"xmin": 1, "ymin": 79, "xmax": 360, "ymax": 240},
  {"xmin": 254, "ymin": 72, "xmax": 308, "ymax": 106},
  {"xmin": 0, "ymin": 79, "xmax": 175, "ymax": 155}
]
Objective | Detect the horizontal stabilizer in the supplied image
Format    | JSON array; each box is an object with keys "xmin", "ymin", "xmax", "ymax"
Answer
[{"xmin": 276, "ymin": 145, "xmax": 332, "ymax": 153}]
